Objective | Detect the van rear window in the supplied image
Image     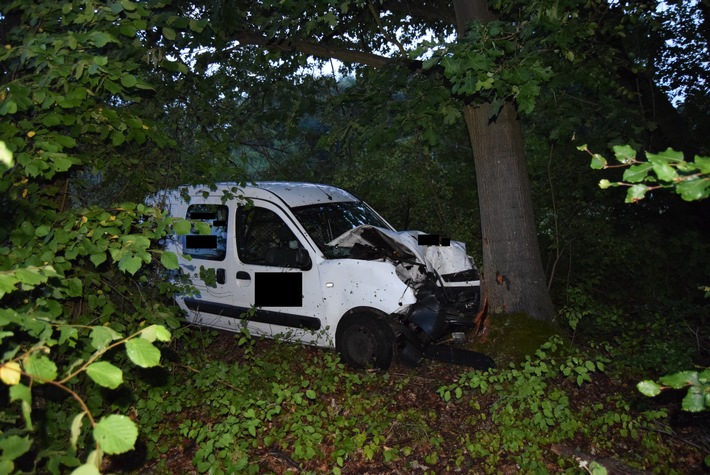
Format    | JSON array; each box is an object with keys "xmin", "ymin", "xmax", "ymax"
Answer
[{"xmin": 184, "ymin": 204, "xmax": 228, "ymax": 260}]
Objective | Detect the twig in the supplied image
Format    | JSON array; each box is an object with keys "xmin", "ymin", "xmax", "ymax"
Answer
[{"xmin": 367, "ymin": 1, "xmax": 407, "ymax": 57}]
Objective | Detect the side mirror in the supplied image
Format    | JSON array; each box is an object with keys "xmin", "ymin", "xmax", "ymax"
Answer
[{"xmin": 294, "ymin": 248, "xmax": 312, "ymax": 270}]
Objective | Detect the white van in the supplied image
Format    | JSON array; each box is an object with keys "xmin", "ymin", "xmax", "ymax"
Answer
[{"xmin": 161, "ymin": 182, "xmax": 491, "ymax": 369}]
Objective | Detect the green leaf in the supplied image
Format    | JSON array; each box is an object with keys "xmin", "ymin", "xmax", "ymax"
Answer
[
  {"xmin": 112, "ymin": 131, "xmax": 125, "ymax": 146},
  {"xmin": 659, "ymin": 371, "xmax": 699, "ymax": 389},
  {"xmin": 612, "ymin": 144, "xmax": 637, "ymax": 164},
  {"xmin": 71, "ymin": 412, "xmax": 86, "ymax": 449},
  {"xmin": 121, "ymin": 0, "xmax": 138, "ymax": 11},
  {"xmin": 0, "ymin": 99, "xmax": 18, "ymax": 115},
  {"xmin": 622, "ymin": 162, "xmax": 653, "ymax": 183},
  {"xmin": 189, "ymin": 19, "xmax": 206, "ymax": 33},
  {"xmin": 0, "ymin": 140, "xmax": 13, "ymax": 171},
  {"xmin": 625, "ymin": 184, "xmax": 649, "ymax": 203},
  {"xmin": 676, "ymin": 178, "xmax": 709, "ymax": 202},
  {"xmin": 160, "ymin": 251, "xmax": 179, "ymax": 270},
  {"xmin": 54, "ymin": 134, "xmax": 77, "ymax": 148},
  {"xmin": 0, "ymin": 435, "xmax": 31, "ymax": 461},
  {"xmin": 90, "ymin": 326, "xmax": 122, "ymax": 350},
  {"xmin": 173, "ymin": 219, "xmax": 192, "ymax": 235},
  {"xmin": 590, "ymin": 154, "xmax": 607, "ymax": 170},
  {"xmin": 589, "ymin": 461, "xmax": 608, "ymax": 475},
  {"xmin": 651, "ymin": 147, "xmax": 684, "ymax": 161},
  {"xmin": 681, "ymin": 386, "xmax": 706, "ymax": 412},
  {"xmin": 66, "ymin": 277, "xmax": 83, "ymax": 297},
  {"xmin": 15, "ymin": 267, "xmax": 46, "ymax": 286},
  {"xmin": 24, "ymin": 354, "xmax": 58, "ymax": 382},
  {"xmin": 637, "ymin": 380, "xmax": 662, "ymax": 397},
  {"xmin": 695, "ymin": 155, "xmax": 710, "ymax": 174},
  {"xmin": 86, "ymin": 361, "xmax": 123, "ymax": 389},
  {"xmin": 52, "ymin": 155, "xmax": 77, "ymax": 173},
  {"xmin": 91, "ymin": 31, "xmax": 116, "ymax": 47},
  {"xmin": 41, "ymin": 113, "xmax": 63, "ymax": 126},
  {"xmin": 125, "ymin": 338, "xmax": 161, "ymax": 367},
  {"xmin": 70, "ymin": 465, "xmax": 101, "ymax": 475},
  {"xmin": 121, "ymin": 234, "xmax": 151, "ymax": 250},
  {"xmin": 118, "ymin": 254, "xmax": 143, "ymax": 274},
  {"xmin": 0, "ymin": 274, "xmax": 18, "ymax": 297},
  {"xmin": 35, "ymin": 224, "xmax": 51, "ymax": 237},
  {"xmin": 194, "ymin": 221, "xmax": 211, "ymax": 235},
  {"xmin": 140, "ymin": 324, "xmax": 171, "ymax": 342},
  {"xmin": 93, "ymin": 414, "xmax": 138, "ymax": 454},
  {"xmin": 90, "ymin": 252, "xmax": 107, "ymax": 267},
  {"xmin": 647, "ymin": 153, "xmax": 679, "ymax": 182},
  {"xmin": 121, "ymin": 75, "xmax": 138, "ymax": 88},
  {"xmin": 9, "ymin": 383, "xmax": 33, "ymax": 430},
  {"xmin": 59, "ymin": 325, "xmax": 79, "ymax": 347},
  {"xmin": 162, "ymin": 27, "xmax": 177, "ymax": 40}
]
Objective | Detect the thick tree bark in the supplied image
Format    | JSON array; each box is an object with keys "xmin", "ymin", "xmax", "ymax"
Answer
[
  {"xmin": 454, "ymin": 0, "xmax": 554, "ymax": 320},
  {"xmin": 464, "ymin": 102, "xmax": 554, "ymax": 319}
]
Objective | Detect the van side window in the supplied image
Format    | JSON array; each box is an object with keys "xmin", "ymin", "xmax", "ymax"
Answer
[
  {"xmin": 237, "ymin": 206, "xmax": 303, "ymax": 266},
  {"xmin": 184, "ymin": 204, "xmax": 228, "ymax": 261}
]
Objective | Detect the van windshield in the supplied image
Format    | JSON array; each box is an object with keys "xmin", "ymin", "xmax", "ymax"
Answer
[{"xmin": 292, "ymin": 201, "xmax": 391, "ymax": 258}]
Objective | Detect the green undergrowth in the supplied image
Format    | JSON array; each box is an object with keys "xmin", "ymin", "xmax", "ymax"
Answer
[
  {"xmin": 123, "ymin": 330, "xmax": 407, "ymax": 474},
  {"xmin": 437, "ymin": 336, "xmax": 675, "ymax": 473},
  {"xmin": 100, "ymin": 314, "xmax": 707, "ymax": 475},
  {"xmin": 559, "ymin": 287, "xmax": 705, "ymax": 376}
]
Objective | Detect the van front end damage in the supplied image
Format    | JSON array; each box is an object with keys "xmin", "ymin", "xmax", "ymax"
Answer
[{"xmin": 329, "ymin": 225, "xmax": 495, "ymax": 369}]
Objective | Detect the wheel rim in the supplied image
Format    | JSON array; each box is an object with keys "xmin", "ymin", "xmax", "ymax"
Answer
[{"xmin": 343, "ymin": 324, "xmax": 378, "ymax": 365}]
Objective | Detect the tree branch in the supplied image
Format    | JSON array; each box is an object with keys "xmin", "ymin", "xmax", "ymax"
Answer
[{"xmin": 230, "ymin": 31, "xmax": 392, "ymax": 68}]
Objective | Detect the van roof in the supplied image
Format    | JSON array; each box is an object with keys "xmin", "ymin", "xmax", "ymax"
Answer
[{"xmin": 173, "ymin": 182, "xmax": 359, "ymax": 208}]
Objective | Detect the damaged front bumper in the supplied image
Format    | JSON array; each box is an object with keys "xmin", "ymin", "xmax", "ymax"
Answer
[
  {"xmin": 397, "ymin": 282, "xmax": 493, "ymax": 369},
  {"xmin": 329, "ymin": 225, "xmax": 495, "ymax": 370}
]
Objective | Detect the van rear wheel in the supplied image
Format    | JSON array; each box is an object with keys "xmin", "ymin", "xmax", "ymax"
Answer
[{"xmin": 336, "ymin": 313, "xmax": 395, "ymax": 370}]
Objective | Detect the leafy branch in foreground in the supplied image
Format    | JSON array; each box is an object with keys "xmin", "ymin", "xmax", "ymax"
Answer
[
  {"xmin": 1, "ymin": 141, "xmax": 183, "ymax": 473},
  {"xmin": 637, "ymin": 370, "xmax": 710, "ymax": 413},
  {"xmin": 583, "ymin": 143, "xmax": 709, "ymax": 418},
  {"xmin": 580, "ymin": 144, "xmax": 710, "ymax": 203},
  {"xmin": 0, "ymin": 324, "xmax": 170, "ymax": 474}
]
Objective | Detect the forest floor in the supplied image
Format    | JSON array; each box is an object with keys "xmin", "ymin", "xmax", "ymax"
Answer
[{"xmin": 116, "ymin": 329, "xmax": 710, "ymax": 475}]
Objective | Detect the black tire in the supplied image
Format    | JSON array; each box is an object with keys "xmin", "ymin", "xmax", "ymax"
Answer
[{"xmin": 335, "ymin": 313, "xmax": 396, "ymax": 370}]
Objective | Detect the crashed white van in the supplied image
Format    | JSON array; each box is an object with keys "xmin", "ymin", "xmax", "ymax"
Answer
[{"xmin": 161, "ymin": 182, "xmax": 493, "ymax": 369}]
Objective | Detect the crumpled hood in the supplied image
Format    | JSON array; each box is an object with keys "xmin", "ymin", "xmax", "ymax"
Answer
[{"xmin": 328, "ymin": 225, "xmax": 474, "ymax": 277}]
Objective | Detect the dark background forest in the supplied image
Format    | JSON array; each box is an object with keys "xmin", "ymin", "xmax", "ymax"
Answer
[{"xmin": 0, "ymin": 0, "xmax": 709, "ymax": 473}]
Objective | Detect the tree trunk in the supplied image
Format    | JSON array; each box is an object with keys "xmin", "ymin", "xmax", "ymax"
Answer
[
  {"xmin": 464, "ymin": 102, "xmax": 554, "ymax": 319},
  {"xmin": 454, "ymin": 0, "xmax": 554, "ymax": 321}
]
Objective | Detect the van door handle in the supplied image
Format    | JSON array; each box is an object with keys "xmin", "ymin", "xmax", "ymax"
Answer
[
  {"xmin": 236, "ymin": 271, "xmax": 250, "ymax": 280},
  {"xmin": 216, "ymin": 268, "xmax": 226, "ymax": 285}
]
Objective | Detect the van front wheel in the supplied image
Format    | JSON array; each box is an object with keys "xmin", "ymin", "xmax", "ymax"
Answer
[{"xmin": 336, "ymin": 313, "xmax": 395, "ymax": 370}]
